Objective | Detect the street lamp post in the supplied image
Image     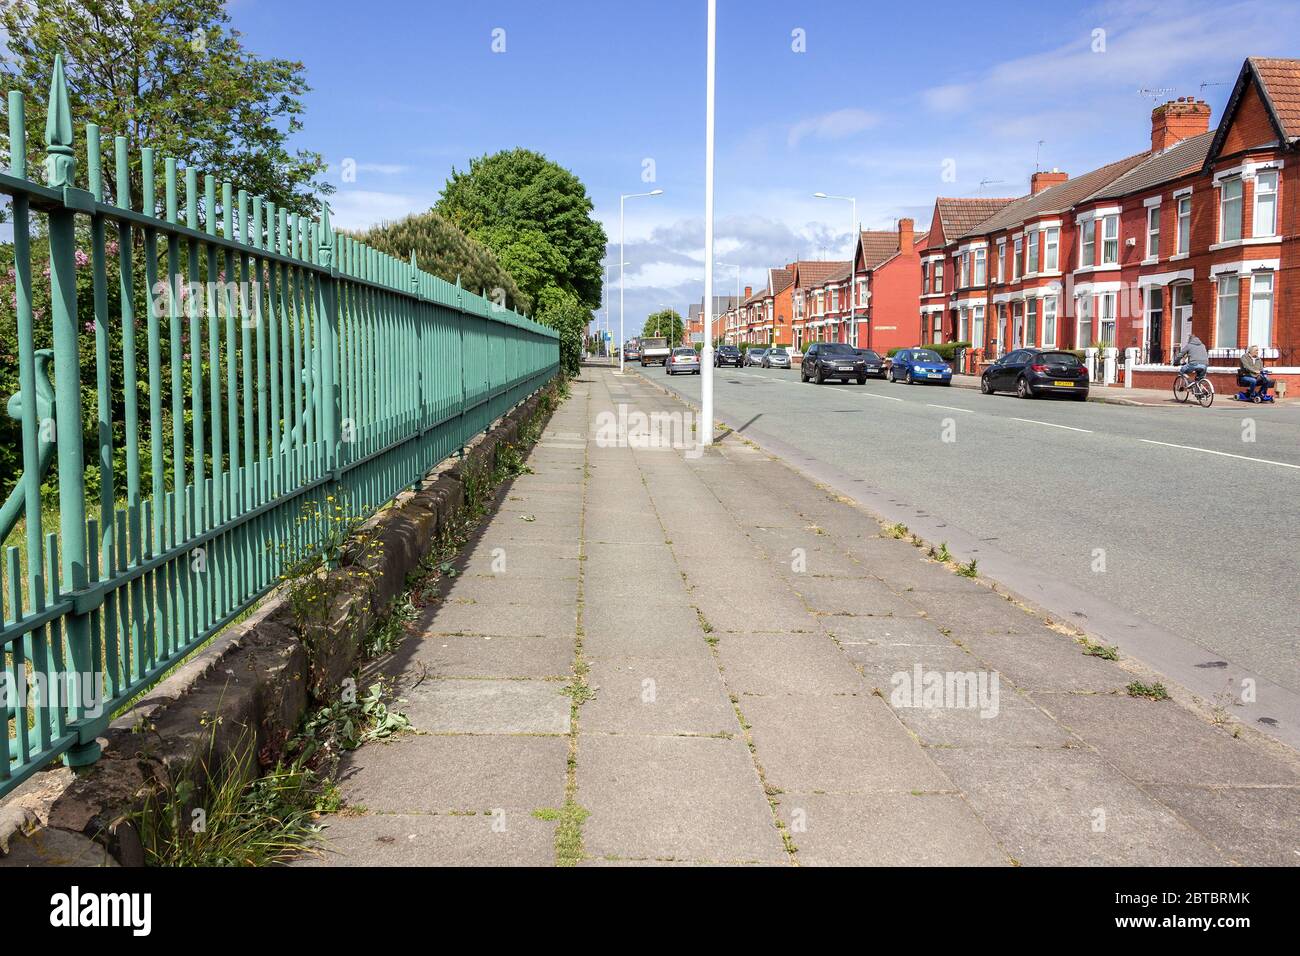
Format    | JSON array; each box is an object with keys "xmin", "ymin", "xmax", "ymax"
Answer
[
  {"xmin": 815, "ymin": 192, "xmax": 857, "ymax": 347},
  {"xmin": 619, "ymin": 190, "xmax": 663, "ymax": 373},
  {"xmin": 701, "ymin": 0, "xmax": 716, "ymax": 445}
]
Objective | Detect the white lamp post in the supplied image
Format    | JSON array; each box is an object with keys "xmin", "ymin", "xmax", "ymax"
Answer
[
  {"xmin": 815, "ymin": 192, "xmax": 857, "ymax": 347},
  {"xmin": 701, "ymin": 0, "xmax": 717, "ymax": 445},
  {"xmin": 619, "ymin": 190, "xmax": 663, "ymax": 372}
]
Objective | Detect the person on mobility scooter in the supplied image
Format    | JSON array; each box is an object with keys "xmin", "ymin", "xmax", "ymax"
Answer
[{"xmin": 1236, "ymin": 345, "xmax": 1275, "ymax": 403}]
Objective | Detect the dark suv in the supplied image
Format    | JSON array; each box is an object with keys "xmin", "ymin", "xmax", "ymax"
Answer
[
  {"xmin": 801, "ymin": 342, "xmax": 867, "ymax": 384},
  {"xmin": 714, "ymin": 344, "xmax": 742, "ymax": 367}
]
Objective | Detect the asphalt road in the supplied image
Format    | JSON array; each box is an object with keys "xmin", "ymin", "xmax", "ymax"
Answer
[{"xmin": 629, "ymin": 360, "xmax": 1300, "ymax": 699}]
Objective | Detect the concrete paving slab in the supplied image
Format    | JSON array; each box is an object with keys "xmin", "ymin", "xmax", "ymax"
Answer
[
  {"xmin": 793, "ymin": 575, "xmax": 912, "ymax": 617},
  {"xmin": 399, "ymin": 678, "xmax": 572, "ymax": 734},
  {"xmin": 691, "ymin": 584, "xmax": 817, "ymax": 634},
  {"xmin": 1035, "ymin": 693, "xmax": 1300, "ymax": 786},
  {"xmin": 336, "ymin": 734, "xmax": 568, "ymax": 813},
  {"xmin": 399, "ymin": 633, "xmax": 573, "ymax": 679},
  {"xmin": 422, "ymin": 599, "xmax": 577, "ymax": 638},
  {"xmin": 774, "ymin": 792, "xmax": 1008, "ymax": 866},
  {"xmin": 741, "ymin": 694, "xmax": 952, "ymax": 795},
  {"xmin": 584, "ymin": 657, "xmax": 736, "ymax": 735},
  {"xmin": 820, "ymin": 614, "xmax": 952, "ymax": 645},
  {"xmin": 961, "ymin": 632, "xmax": 1131, "ymax": 694},
  {"xmin": 440, "ymin": 572, "xmax": 579, "ymax": 607},
  {"xmin": 300, "ymin": 811, "xmax": 557, "ymax": 866},
  {"xmin": 578, "ymin": 734, "xmax": 787, "ymax": 863},
  {"xmin": 1143, "ymin": 784, "xmax": 1300, "ymax": 866},
  {"xmin": 716, "ymin": 633, "xmax": 865, "ymax": 696},
  {"xmin": 930, "ymin": 746, "xmax": 1225, "ymax": 865},
  {"xmin": 462, "ymin": 540, "xmax": 580, "ymax": 575},
  {"xmin": 582, "ymin": 603, "xmax": 714, "ymax": 661}
]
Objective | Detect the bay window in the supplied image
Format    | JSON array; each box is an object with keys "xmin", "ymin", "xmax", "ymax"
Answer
[
  {"xmin": 1026, "ymin": 298, "xmax": 1038, "ymax": 346},
  {"xmin": 1027, "ymin": 231, "xmax": 1039, "ymax": 273},
  {"xmin": 996, "ymin": 241, "xmax": 1006, "ymax": 283},
  {"xmin": 1216, "ymin": 275, "xmax": 1240, "ymax": 347},
  {"xmin": 974, "ymin": 247, "xmax": 986, "ymax": 285},
  {"xmin": 1220, "ymin": 178, "xmax": 1242, "ymax": 242},
  {"xmin": 1042, "ymin": 296, "xmax": 1057, "ymax": 346},
  {"xmin": 1080, "ymin": 220, "xmax": 1096, "ymax": 267},
  {"xmin": 934, "ymin": 264, "xmax": 943, "ymax": 293},
  {"xmin": 1044, "ymin": 227, "xmax": 1059, "ymax": 271},
  {"xmin": 960, "ymin": 252, "xmax": 970, "ymax": 288},
  {"xmin": 1077, "ymin": 295, "xmax": 1093, "ymax": 346},
  {"xmin": 1253, "ymin": 171, "xmax": 1277, "ymax": 238},
  {"xmin": 1013, "ymin": 237, "xmax": 1023, "ymax": 279},
  {"xmin": 973, "ymin": 304, "xmax": 985, "ymax": 349}
]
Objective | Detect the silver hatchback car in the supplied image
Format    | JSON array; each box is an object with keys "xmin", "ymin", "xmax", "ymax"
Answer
[
  {"xmin": 666, "ymin": 347, "xmax": 701, "ymax": 375},
  {"xmin": 762, "ymin": 347, "xmax": 791, "ymax": 369}
]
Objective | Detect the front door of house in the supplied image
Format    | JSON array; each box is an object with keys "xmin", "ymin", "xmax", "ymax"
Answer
[
  {"xmin": 1146, "ymin": 288, "xmax": 1163, "ymax": 363},
  {"xmin": 1012, "ymin": 306, "xmax": 1024, "ymax": 348},
  {"xmin": 996, "ymin": 307, "xmax": 1006, "ymax": 358}
]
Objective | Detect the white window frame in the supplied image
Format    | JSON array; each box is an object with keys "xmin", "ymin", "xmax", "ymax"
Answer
[
  {"xmin": 960, "ymin": 251, "xmax": 970, "ymax": 288},
  {"xmin": 1076, "ymin": 294, "xmax": 1094, "ymax": 347},
  {"xmin": 1253, "ymin": 171, "xmax": 1278, "ymax": 238},
  {"xmin": 1044, "ymin": 227, "xmax": 1059, "ymax": 271},
  {"xmin": 996, "ymin": 240, "xmax": 1006, "ymax": 283},
  {"xmin": 934, "ymin": 264, "xmax": 944, "ymax": 294},
  {"xmin": 1042, "ymin": 295, "xmax": 1057, "ymax": 347},
  {"xmin": 958, "ymin": 307, "xmax": 968, "ymax": 343},
  {"xmin": 1027, "ymin": 231, "xmax": 1039, "ymax": 274},
  {"xmin": 1249, "ymin": 272, "xmax": 1274, "ymax": 346},
  {"xmin": 1219, "ymin": 177, "xmax": 1243, "ymax": 243},
  {"xmin": 1215, "ymin": 274, "xmax": 1240, "ymax": 348},
  {"xmin": 1101, "ymin": 215, "xmax": 1119, "ymax": 265},
  {"xmin": 973, "ymin": 247, "xmax": 986, "ymax": 286},
  {"xmin": 1146, "ymin": 206, "xmax": 1160, "ymax": 260},
  {"xmin": 1013, "ymin": 237, "xmax": 1023, "ymax": 279},
  {"xmin": 973, "ymin": 304, "xmax": 985, "ymax": 350},
  {"xmin": 1080, "ymin": 220, "xmax": 1096, "ymax": 268},
  {"xmin": 1177, "ymin": 196, "xmax": 1192, "ymax": 254}
]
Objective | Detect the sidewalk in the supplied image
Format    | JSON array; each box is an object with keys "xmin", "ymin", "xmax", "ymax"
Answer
[{"xmin": 301, "ymin": 365, "xmax": 1300, "ymax": 866}]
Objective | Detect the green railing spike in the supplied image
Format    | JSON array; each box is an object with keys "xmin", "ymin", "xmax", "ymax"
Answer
[{"xmin": 44, "ymin": 53, "xmax": 75, "ymax": 188}]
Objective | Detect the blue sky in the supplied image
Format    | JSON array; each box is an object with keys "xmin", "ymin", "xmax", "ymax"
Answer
[{"xmin": 228, "ymin": 0, "xmax": 1300, "ymax": 332}]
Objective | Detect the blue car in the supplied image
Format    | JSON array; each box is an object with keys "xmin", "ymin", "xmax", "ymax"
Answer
[{"xmin": 889, "ymin": 347, "xmax": 953, "ymax": 385}]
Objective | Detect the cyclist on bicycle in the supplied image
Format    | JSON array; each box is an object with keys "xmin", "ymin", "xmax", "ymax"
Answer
[{"xmin": 1175, "ymin": 334, "xmax": 1209, "ymax": 382}]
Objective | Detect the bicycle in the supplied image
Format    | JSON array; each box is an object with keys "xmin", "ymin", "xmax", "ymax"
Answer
[{"xmin": 1173, "ymin": 369, "xmax": 1215, "ymax": 407}]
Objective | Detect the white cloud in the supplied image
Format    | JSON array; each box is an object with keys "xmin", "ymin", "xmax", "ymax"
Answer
[
  {"xmin": 328, "ymin": 189, "xmax": 434, "ymax": 231},
  {"xmin": 355, "ymin": 162, "xmax": 410, "ymax": 176},
  {"xmin": 787, "ymin": 108, "xmax": 880, "ymax": 148}
]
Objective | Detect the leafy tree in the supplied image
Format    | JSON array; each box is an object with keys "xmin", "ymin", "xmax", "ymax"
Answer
[
  {"xmin": 435, "ymin": 149, "xmax": 606, "ymax": 310},
  {"xmin": 351, "ymin": 211, "xmax": 529, "ymax": 314},
  {"xmin": 642, "ymin": 309, "xmax": 684, "ymax": 346},
  {"xmin": 535, "ymin": 286, "xmax": 589, "ymax": 378},
  {"xmin": 0, "ymin": 0, "xmax": 330, "ymax": 216}
]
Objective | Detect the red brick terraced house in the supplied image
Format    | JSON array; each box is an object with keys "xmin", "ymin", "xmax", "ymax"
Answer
[
  {"xmin": 850, "ymin": 219, "xmax": 925, "ymax": 353},
  {"xmin": 918, "ymin": 197, "xmax": 1021, "ymax": 349},
  {"xmin": 922, "ymin": 56, "xmax": 1300, "ymax": 392},
  {"xmin": 790, "ymin": 260, "xmax": 849, "ymax": 350}
]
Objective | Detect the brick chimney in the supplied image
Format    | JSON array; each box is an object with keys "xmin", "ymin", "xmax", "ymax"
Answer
[
  {"xmin": 897, "ymin": 217, "xmax": 914, "ymax": 252},
  {"xmin": 1151, "ymin": 97, "xmax": 1211, "ymax": 151},
  {"xmin": 1031, "ymin": 168, "xmax": 1069, "ymax": 194},
  {"xmin": 743, "ymin": 285, "xmax": 752, "ymax": 300}
]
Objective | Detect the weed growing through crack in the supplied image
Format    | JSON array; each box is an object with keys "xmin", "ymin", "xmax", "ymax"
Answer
[
  {"xmin": 956, "ymin": 558, "xmax": 978, "ymax": 578},
  {"xmin": 884, "ymin": 522, "xmax": 908, "ymax": 539},
  {"xmin": 1080, "ymin": 638, "xmax": 1119, "ymax": 661},
  {"xmin": 1126, "ymin": 680, "xmax": 1169, "ymax": 701}
]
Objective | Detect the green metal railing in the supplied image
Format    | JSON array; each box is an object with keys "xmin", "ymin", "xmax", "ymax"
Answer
[{"xmin": 0, "ymin": 56, "xmax": 559, "ymax": 797}]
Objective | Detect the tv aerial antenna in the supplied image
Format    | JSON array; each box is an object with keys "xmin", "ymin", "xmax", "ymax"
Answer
[{"xmin": 1138, "ymin": 87, "xmax": 1175, "ymax": 102}]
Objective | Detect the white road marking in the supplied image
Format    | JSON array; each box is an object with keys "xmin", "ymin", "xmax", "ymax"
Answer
[
  {"xmin": 856, "ymin": 392, "xmax": 903, "ymax": 402},
  {"xmin": 927, "ymin": 404, "xmax": 974, "ymax": 413},
  {"xmin": 1139, "ymin": 439, "xmax": 1300, "ymax": 470},
  {"xmin": 1010, "ymin": 417, "xmax": 1093, "ymax": 433}
]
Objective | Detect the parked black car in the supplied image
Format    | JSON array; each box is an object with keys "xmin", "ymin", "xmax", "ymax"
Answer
[
  {"xmin": 714, "ymin": 344, "xmax": 742, "ymax": 367},
  {"xmin": 801, "ymin": 342, "xmax": 867, "ymax": 384},
  {"xmin": 981, "ymin": 347, "xmax": 1089, "ymax": 400},
  {"xmin": 856, "ymin": 348, "xmax": 886, "ymax": 378}
]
